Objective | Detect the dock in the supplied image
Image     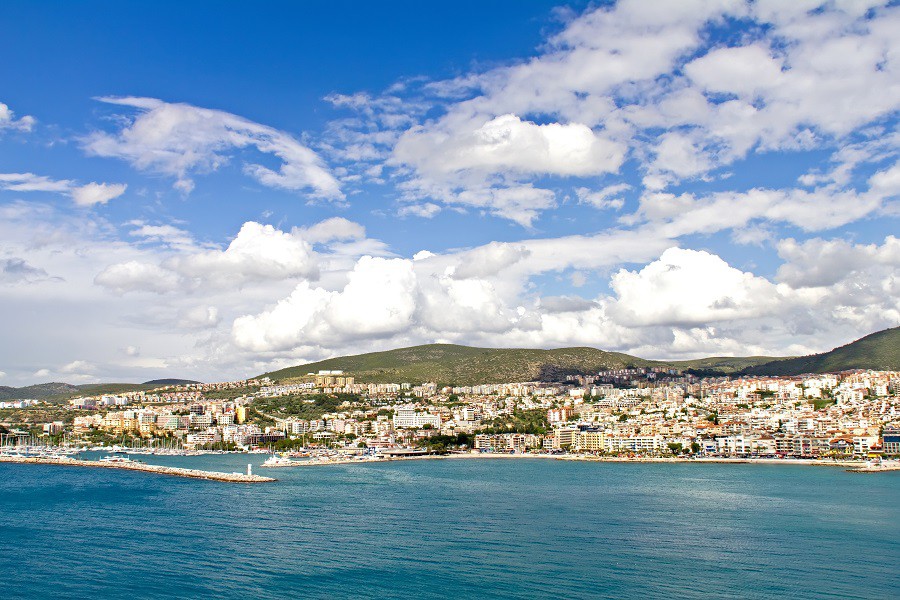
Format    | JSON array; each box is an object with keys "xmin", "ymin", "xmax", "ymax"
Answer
[{"xmin": 0, "ymin": 455, "xmax": 276, "ymax": 483}]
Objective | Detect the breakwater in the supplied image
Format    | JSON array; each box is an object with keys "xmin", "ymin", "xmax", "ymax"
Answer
[{"xmin": 0, "ymin": 455, "xmax": 276, "ymax": 483}]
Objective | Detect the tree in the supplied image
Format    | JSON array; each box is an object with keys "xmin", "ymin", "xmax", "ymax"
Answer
[
  {"xmin": 667, "ymin": 442, "xmax": 683, "ymax": 455},
  {"xmin": 691, "ymin": 442, "xmax": 701, "ymax": 454}
]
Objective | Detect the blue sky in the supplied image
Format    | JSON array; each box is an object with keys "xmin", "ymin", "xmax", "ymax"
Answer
[{"xmin": 0, "ymin": 0, "xmax": 898, "ymax": 385}]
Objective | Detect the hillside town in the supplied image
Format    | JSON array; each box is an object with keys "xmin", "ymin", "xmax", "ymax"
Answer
[{"xmin": 3, "ymin": 367, "xmax": 900, "ymax": 461}]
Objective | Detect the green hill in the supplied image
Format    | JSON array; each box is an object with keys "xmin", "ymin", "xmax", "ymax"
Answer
[
  {"xmin": 262, "ymin": 344, "xmax": 645, "ymax": 385},
  {"xmin": 0, "ymin": 382, "xmax": 171, "ymax": 403},
  {"xmin": 744, "ymin": 326, "xmax": 900, "ymax": 376},
  {"xmin": 665, "ymin": 356, "xmax": 787, "ymax": 374},
  {"xmin": 261, "ymin": 344, "xmax": 778, "ymax": 385},
  {"xmin": 0, "ymin": 382, "xmax": 80, "ymax": 401}
]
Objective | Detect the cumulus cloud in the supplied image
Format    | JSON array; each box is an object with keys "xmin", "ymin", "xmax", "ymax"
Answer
[
  {"xmin": 233, "ymin": 256, "xmax": 417, "ymax": 351},
  {"xmin": 169, "ymin": 222, "xmax": 319, "ymax": 285},
  {"xmin": 609, "ymin": 248, "xmax": 780, "ymax": 326},
  {"xmin": 395, "ymin": 113, "xmax": 624, "ymax": 178},
  {"xmin": 84, "ymin": 96, "xmax": 342, "ymax": 198},
  {"xmin": 95, "ymin": 222, "xmax": 321, "ymax": 294}
]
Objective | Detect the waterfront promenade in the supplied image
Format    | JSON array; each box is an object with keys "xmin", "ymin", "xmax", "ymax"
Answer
[{"xmin": 0, "ymin": 455, "xmax": 276, "ymax": 483}]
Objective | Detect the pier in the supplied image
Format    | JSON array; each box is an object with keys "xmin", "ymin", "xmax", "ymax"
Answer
[{"xmin": 0, "ymin": 455, "xmax": 276, "ymax": 483}]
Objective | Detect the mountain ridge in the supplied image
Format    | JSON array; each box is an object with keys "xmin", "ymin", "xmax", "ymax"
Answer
[
  {"xmin": 3, "ymin": 328, "xmax": 896, "ymax": 395},
  {"xmin": 743, "ymin": 326, "xmax": 900, "ymax": 376},
  {"xmin": 261, "ymin": 327, "xmax": 899, "ymax": 384}
]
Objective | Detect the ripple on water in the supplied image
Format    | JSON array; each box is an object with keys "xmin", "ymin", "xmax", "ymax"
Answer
[{"xmin": 1, "ymin": 459, "xmax": 898, "ymax": 600}]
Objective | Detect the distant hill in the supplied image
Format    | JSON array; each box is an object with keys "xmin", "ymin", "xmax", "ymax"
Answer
[
  {"xmin": 0, "ymin": 380, "xmax": 196, "ymax": 403},
  {"xmin": 261, "ymin": 343, "xmax": 779, "ymax": 385},
  {"xmin": 744, "ymin": 327, "xmax": 900, "ymax": 376},
  {"xmin": 0, "ymin": 382, "xmax": 79, "ymax": 401}
]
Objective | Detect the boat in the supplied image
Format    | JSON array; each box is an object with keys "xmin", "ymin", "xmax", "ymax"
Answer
[
  {"xmin": 99, "ymin": 452, "xmax": 133, "ymax": 464},
  {"xmin": 262, "ymin": 454, "xmax": 299, "ymax": 467}
]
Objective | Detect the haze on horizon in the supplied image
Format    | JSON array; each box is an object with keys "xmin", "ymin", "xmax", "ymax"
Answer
[{"xmin": 0, "ymin": 0, "xmax": 898, "ymax": 386}]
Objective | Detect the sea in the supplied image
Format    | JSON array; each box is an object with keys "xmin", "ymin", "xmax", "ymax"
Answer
[{"xmin": 1, "ymin": 454, "xmax": 897, "ymax": 599}]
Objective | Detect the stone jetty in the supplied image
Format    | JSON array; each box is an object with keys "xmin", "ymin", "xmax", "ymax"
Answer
[{"xmin": 0, "ymin": 455, "xmax": 276, "ymax": 483}]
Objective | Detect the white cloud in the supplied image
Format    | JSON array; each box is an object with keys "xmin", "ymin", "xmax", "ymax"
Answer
[
  {"xmin": 395, "ymin": 113, "xmax": 624, "ymax": 178},
  {"xmin": 0, "ymin": 172, "xmax": 127, "ymax": 206},
  {"xmin": 576, "ymin": 184, "xmax": 629, "ymax": 210},
  {"xmin": 177, "ymin": 305, "xmax": 221, "ymax": 330},
  {"xmin": 168, "ymin": 221, "xmax": 319, "ymax": 286},
  {"xmin": 398, "ymin": 202, "xmax": 442, "ymax": 219},
  {"xmin": 84, "ymin": 97, "xmax": 342, "ymax": 198},
  {"xmin": 61, "ymin": 360, "xmax": 96, "ymax": 375},
  {"xmin": 776, "ymin": 236, "xmax": 900, "ymax": 288},
  {"xmin": 328, "ymin": 0, "xmax": 898, "ymax": 225},
  {"xmin": 233, "ymin": 256, "xmax": 417, "ymax": 351},
  {"xmin": 94, "ymin": 261, "xmax": 181, "ymax": 295},
  {"xmin": 452, "ymin": 242, "xmax": 530, "ymax": 279},
  {"xmin": 70, "ymin": 182, "xmax": 128, "ymax": 206},
  {"xmin": 128, "ymin": 223, "xmax": 196, "ymax": 250},
  {"xmin": 684, "ymin": 44, "xmax": 785, "ymax": 98},
  {"xmin": 296, "ymin": 217, "xmax": 366, "ymax": 244},
  {"xmin": 609, "ymin": 248, "xmax": 780, "ymax": 326},
  {"xmin": 626, "ymin": 184, "xmax": 885, "ymax": 237},
  {"xmin": 0, "ymin": 102, "xmax": 35, "ymax": 132}
]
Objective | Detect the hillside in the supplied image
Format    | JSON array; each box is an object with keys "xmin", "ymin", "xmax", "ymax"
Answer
[
  {"xmin": 261, "ymin": 344, "xmax": 778, "ymax": 385},
  {"xmin": 262, "ymin": 344, "xmax": 646, "ymax": 385},
  {"xmin": 744, "ymin": 326, "xmax": 900, "ymax": 376},
  {"xmin": 0, "ymin": 382, "xmax": 175, "ymax": 403},
  {"xmin": 0, "ymin": 382, "xmax": 79, "ymax": 401}
]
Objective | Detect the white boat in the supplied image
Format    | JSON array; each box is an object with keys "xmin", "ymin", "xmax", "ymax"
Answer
[
  {"xmin": 262, "ymin": 454, "xmax": 298, "ymax": 467},
  {"xmin": 99, "ymin": 453, "xmax": 132, "ymax": 463}
]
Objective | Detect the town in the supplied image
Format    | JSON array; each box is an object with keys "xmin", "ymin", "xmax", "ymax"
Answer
[{"xmin": 2, "ymin": 366, "xmax": 899, "ymax": 464}]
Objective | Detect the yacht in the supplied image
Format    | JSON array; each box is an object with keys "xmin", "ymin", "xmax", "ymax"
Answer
[
  {"xmin": 262, "ymin": 454, "xmax": 296, "ymax": 467},
  {"xmin": 99, "ymin": 452, "xmax": 132, "ymax": 464}
]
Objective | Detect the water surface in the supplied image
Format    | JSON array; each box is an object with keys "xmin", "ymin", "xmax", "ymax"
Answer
[{"xmin": 1, "ymin": 456, "xmax": 897, "ymax": 599}]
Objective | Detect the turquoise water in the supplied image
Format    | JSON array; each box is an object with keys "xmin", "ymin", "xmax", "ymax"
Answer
[{"xmin": 1, "ymin": 455, "xmax": 897, "ymax": 599}]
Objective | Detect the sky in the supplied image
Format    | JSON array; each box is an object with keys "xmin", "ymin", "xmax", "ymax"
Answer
[{"xmin": 0, "ymin": 0, "xmax": 898, "ymax": 386}]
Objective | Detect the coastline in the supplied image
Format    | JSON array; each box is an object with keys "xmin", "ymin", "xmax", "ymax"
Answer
[
  {"xmin": 267, "ymin": 451, "xmax": 896, "ymax": 472},
  {"xmin": 0, "ymin": 455, "xmax": 276, "ymax": 483}
]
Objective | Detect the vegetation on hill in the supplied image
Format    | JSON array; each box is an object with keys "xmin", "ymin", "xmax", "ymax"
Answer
[
  {"xmin": 663, "ymin": 356, "xmax": 786, "ymax": 373},
  {"xmin": 251, "ymin": 393, "xmax": 361, "ymax": 421},
  {"xmin": 744, "ymin": 327, "xmax": 900, "ymax": 376},
  {"xmin": 261, "ymin": 343, "xmax": 779, "ymax": 385},
  {"xmin": 0, "ymin": 382, "xmax": 80, "ymax": 401},
  {"xmin": 261, "ymin": 344, "xmax": 654, "ymax": 385}
]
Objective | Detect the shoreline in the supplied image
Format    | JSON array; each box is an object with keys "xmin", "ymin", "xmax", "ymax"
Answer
[
  {"xmin": 267, "ymin": 451, "xmax": 896, "ymax": 472},
  {"xmin": 0, "ymin": 455, "xmax": 276, "ymax": 483}
]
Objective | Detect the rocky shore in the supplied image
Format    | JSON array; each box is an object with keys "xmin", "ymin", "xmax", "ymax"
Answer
[{"xmin": 0, "ymin": 455, "xmax": 276, "ymax": 483}]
